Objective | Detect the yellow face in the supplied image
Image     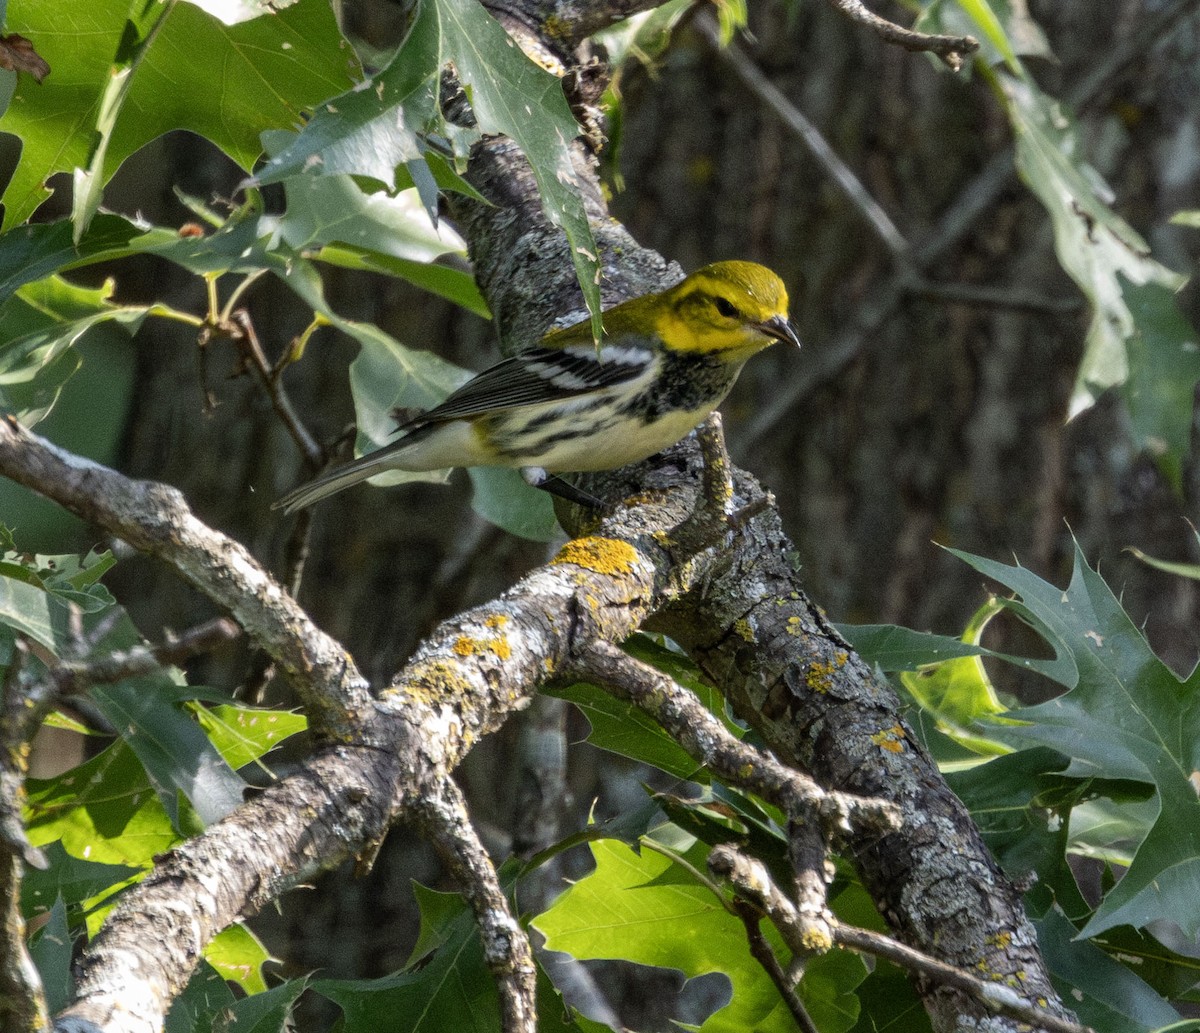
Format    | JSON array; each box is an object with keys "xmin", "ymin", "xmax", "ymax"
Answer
[{"xmin": 654, "ymin": 261, "xmax": 798, "ymax": 356}]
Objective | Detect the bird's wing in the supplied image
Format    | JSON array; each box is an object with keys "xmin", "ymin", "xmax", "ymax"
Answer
[{"xmin": 398, "ymin": 342, "xmax": 655, "ymax": 428}]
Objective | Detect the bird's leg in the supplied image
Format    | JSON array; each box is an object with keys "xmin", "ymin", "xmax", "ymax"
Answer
[{"xmin": 521, "ymin": 466, "xmax": 604, "ymax": 508}]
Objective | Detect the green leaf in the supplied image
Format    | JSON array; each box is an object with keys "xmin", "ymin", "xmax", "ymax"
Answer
[
  {"xmin": 0, "ymin": 539, "xmax": 118, "ymax": 652},
  {"xmin": 0, "ymin": 214, "xmax": 152, "ymax": 304},
  {"xmin": 547, "ymin": 637, "xmax": 739, "ymax": 778},
  {"xmin": 947, "ymin": 747, "xmax": 1092, "ymax": 918},
  {"xmin": 314, "ymin": 882, "xmax": 501, "ymax": 1033},
  {"xmin": 1127, "ymin": 541, "xmax": 1200, "ymax": 583},
  {"xmin": 592, "ymin": 0, "xmax": 693, "ymax": 70},
  {"xmin": 191, "ymin": 703, "xmax": 306, "ymax": 772},
  {"xmin": 1092, "ymin": 925, "xmax": 1200, "ymax": 1005},
  {"xmin": 204, "ymin": 921, "xmax": 272, "ymax": 994},
  {"xmin": 259, "ymin": 127, "xmax": 488, "ymax": 315},
  {"xmin": 29, "ymin": 896, "xmax": 74, "ymax": 1014},
  {"xmin": 70, "ymin": 0, "xmax": 175, "ymax": 239},
  {"xmin": 1036, "ymin": 906, "xmax": 1181, "ymax": 1032},
  {"xmin": 1001, "ymin": 74, "xmax": 1192, "ymax": 449},
  {"xmin": 66, "ymin": 606, "xmax": 246, "ymax": 828},
  {"xmin": 21, "ymin": 841, "xmax": 139, "ymax": 918},
  {"xmin": 0, "ymin": 0, "xmax": 357, "ymax": 228},
  {"xmin": 0, "ymin": 274, "xmax": 154, "ymax": 425},
  {"xmin": 466, "ymin": 466, "xmax": 559, "ymax": 542},
  {"xmin": 549, "ymin": 679, "xmax": 703, "ymax": 778},
  {"xmin": 534, "ymin": 837, "xmax": 864, "ymax": 1032},
  {"xmin": 836, "ymin": 622, "xmax": 995, "ymax": 670},
  {"xmin": 0, "ymin": 564, "xmax": 74, "ymax": 653},
  {"xmin": 255, "ymin": 0, "xmax": 603, "ymax": 336},
  {"xmin": 315, "ymin": 245, "xmax": 489, "ymax": 316},
  {"xmin": 1121, "ymin": 277, "xmax": 1200, "ymax": 491},
  {"xmin": 24, "ymin": 739, "xmax": 181, "ymax": 866},
  {"xmin": 897, "ymin": 601, "xmax": 1011, "ymax": 755},
  {"xmin": 93, "ymin": 680, "xmax": 245, "ymax": 828},
  {"xmin": 210, "ymin": 979, "xmax": 309, "ymax": 1033},
  {"xmin": 165, "ymin": 962, "xmax": 236, "ymax": 1033},
  {"xmin": 950, "ymin": 543, "xmax": 1200, "ymax": 938},
  {"xmin": 915, "ymin": 0, "xmax": 1051, "ymax": 69}
]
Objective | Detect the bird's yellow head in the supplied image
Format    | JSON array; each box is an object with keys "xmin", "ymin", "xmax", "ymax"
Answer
[{"xmin": 654, "ymin": 260, "xmax": 799, "ymax": 357}]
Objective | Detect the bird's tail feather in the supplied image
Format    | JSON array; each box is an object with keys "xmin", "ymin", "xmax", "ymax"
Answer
[{"xmin": 273, "ymin": 450, "xmax": 401, "ymax": 514}]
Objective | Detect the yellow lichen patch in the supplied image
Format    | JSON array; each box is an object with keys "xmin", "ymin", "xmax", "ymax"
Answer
[
  {"xmin": 390, "ymin": 659, "xmax": 474, "ymax": 702},
  {"xmin": 734, "ymin": 618, "xmax": 755, "ymax": 642},
  {"xmin": 552, "ymin": 536, "xmax": 639, "ymax": 576},
  {"xmin": 870, "ymin": 725, "xmax": 907, "ymax": 754},
  {"xmin": 786, "ymin": 616, "xmax": 804, "ymax": 636},
  {"xmin": 484, "ymin": 614, "xmax": 508, "ymax": 629},
  {"xmin": 799, "ymin": 926, "xmax": 833, "ymax": 953},
  {"xmin": 805, "ymin": 659, "xmax": 839, "ymax": 693},
  {"xmin": 986, "ymin": 930, "xmax": 1013, "ymax": 950},
  {"xmin": 451, "ymin": 633, "xmax": 510, "ymax": 660}
]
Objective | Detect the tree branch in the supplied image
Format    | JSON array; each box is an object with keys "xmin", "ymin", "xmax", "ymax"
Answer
[
  {"xmin": 0, "ymin": 415, "xmax": 371, "ymax": 740},
  {"xmin": 413, "ymin": 779, "xmax": 537, "ymax": 1033},
  {"xmin": 822, "ymin": 0, "xmax": 978, "ymax": 69},
  {"xmin": 696, "ymin": 13, "xmax": 909, "ymax": 258},
  {"xmin": 451, "ymin": 62, "xmax": 1073, "ymax": 1029},
  {"xmin": 710, "ymin": 845, "xmax": 1094, "ymax": 1033},
  {"xmin": 564, "ymin": 639, "xmax": 900, "ymax": 845}
]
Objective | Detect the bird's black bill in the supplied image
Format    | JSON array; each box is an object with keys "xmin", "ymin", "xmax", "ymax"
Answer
[{"xmin": 756, "ymin": 314, "xmax": 801, "ymax": 349}]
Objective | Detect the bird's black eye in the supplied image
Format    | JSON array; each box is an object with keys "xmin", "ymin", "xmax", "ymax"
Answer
[{"xmin": 714, "ymin": 296, "xmax": 739, "ymax": 319}]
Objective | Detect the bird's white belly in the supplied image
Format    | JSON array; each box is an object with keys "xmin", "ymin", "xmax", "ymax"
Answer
[{"xmin": 526, "ymin": 402, "xmax": 717, "ymax": 472}]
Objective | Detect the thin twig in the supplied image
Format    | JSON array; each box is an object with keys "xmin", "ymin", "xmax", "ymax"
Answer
[
  {"xmin": 709, "ymin": 843, "xmax": 1090, "ymax": 1033},
  {"xmin": 698, "ymin": 14, "xmax": 910, "ymax": 258},
  {"xmin": 824, "ymin": 0, "xmax": 978, "ymax": 68},
  {"xmin": 413, "ymin": 779, "xmax": 538, "ymax": 1033},
  {"xmin": 229, "ymin": 310, "xmax": 323, "ymax": 468},
  {"xmin": 739, "ymin": 0, "xmax": 1200, "ymax": 450},
  {"xmin": 567, "ymin": 641, "xmax": 901, "ymax": 841},
  {"xmin": 834, "ymin": 924, "xmax": 1094, "ymax": 1033},
  {"xmin": 732, "ymin": 899, "xmax": 820, "ymax": 1033},
  {"xmin": 709, "ymin": 844, "xmax": 833, "ymax": 957},
  {"xmin": 49, "ymin": 618, "xmax": 241, "ymax": 701}
]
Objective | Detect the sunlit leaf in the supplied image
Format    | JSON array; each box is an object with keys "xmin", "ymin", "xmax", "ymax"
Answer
[
  {"xmin": 535, "ymin": 837, "xmax": 865, "ymax": 1033},
  {"xmin": 254, "ymin": 0, "xmax": 603, "ymax": 336},
  {"xmin": 0, "ymin": 0, "xmax": 357, "ymax": 228},
  {"xmin": 948, "ymin": 544, "xmax": 1200, "ymax": 939}
]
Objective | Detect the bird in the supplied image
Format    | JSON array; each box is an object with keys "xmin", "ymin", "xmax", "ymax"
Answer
[{"xmin": 274, "ymin": 260, "xmax": 799, "ymax": 514}]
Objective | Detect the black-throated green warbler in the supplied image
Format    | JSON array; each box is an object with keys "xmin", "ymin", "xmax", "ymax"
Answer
[{"xmin": 276, "ymin": 260, "xmax": 798, "ymax": 513}]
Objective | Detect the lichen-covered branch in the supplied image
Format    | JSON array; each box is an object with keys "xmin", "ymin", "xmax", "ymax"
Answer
[
  {"xmin": 0, "ymin": 416, "xmax": 370, "ymax": 740},
  {"xmin": 449, "ymin": 28, "xmax": 1072, "ymax": 1027},
  {"xmin": 413, "ymin": 779, "xmax": 537, "ymax": 1033},
  {"xmin": 565, "ymin": 640, "xmax": 899, "ymax": 848}
]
